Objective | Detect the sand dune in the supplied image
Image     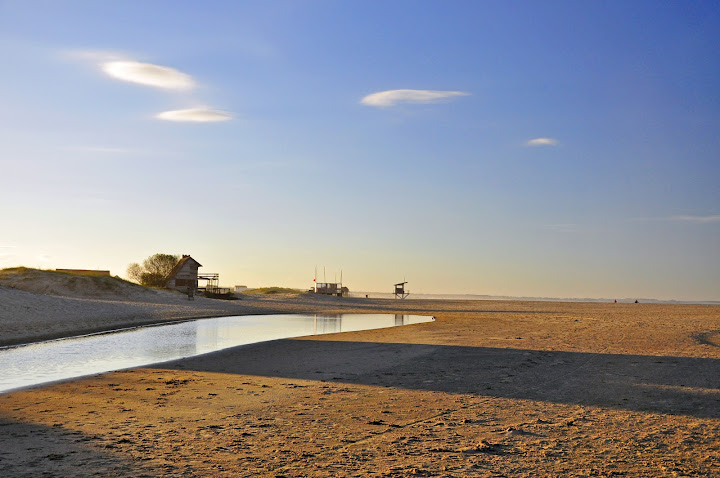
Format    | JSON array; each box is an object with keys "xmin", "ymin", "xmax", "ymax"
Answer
[{"xmin": 0, "ymin": 275, "xmax": 719, "ymax": 476}]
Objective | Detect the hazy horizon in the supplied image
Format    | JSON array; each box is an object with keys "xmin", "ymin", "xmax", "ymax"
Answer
[
  {"xmin": 348, "ymin": 291, "xmax": 720, "ymax": 305},
  {"xmin": 1, "ymin": 2, "xmax": 718, "ymax": 301}
]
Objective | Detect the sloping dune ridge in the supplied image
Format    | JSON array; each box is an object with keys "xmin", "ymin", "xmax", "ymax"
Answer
[{"xmin": 0, "ymin": 270, "xmax": 719, "ymax": 476}]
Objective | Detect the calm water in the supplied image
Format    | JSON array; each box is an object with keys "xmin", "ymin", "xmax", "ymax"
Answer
[{"xmin": 0, "ymin": 313, "xmax": 432, "ymax": 394}]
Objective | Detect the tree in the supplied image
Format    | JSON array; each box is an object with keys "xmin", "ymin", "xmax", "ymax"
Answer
[{"xmin": 127, "ymin": 253, "xmax": 180, "ymax": 287}]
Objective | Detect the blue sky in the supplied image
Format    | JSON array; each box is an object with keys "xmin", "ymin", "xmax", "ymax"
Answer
[{"xmin": 1, "ymin": 1, "xmax": 718, "ymax": 300}]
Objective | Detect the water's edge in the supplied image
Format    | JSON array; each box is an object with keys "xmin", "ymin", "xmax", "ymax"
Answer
[{"xmin": 0, "ymin": 313, "xmax": 434, "ymax": 394}]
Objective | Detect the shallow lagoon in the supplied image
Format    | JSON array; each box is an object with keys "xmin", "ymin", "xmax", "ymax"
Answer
[{"xmin": 0, "ymin": 313, "xmax": 432, "ymax": 394}]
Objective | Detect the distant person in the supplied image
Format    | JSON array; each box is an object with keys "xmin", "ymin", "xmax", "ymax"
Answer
[
  {"xmin": 366, "ymin": 294, "xmax": 368, "ymax": 298},
  {"xmin": 614, "ymin": 299, "xmax": 617, "ymax": 304},
  {"xmin": 635, "ymin": 299, "xmax": 639, "ymax": 304}
]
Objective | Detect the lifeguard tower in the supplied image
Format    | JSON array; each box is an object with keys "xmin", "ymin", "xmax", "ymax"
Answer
[{"xmin": 394, "ymin": 281, "xmax": 409, "ymax": 299}]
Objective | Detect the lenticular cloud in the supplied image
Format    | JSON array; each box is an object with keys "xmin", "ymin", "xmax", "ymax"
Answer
[
  {"xmin": 155, "ymin": 108, "xmax": 233, "ymax": 122},
  {"xmin": 526, "ymin": 138, "xmax": 559, "ymax": 146},
  {"xmin": 360, "ymin": 89, "xmax": 469, "ymax": 107},
  {"xmin": 102, "ymin": 61, "xmax": 195, "ymax": 90}
]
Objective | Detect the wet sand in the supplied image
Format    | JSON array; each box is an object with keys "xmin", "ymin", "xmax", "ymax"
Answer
[{"xmin": 1, "ymin": 293, "xmax": 719, "ymax": 476}]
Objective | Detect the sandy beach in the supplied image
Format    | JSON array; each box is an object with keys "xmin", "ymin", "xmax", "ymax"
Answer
[{"xmin": 1, "ymin": 280, "xmax": 719, "ymax": 476}]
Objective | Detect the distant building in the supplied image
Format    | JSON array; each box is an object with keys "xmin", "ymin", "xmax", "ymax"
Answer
[
  {"xmin": 56, "ymin": 269, "xmax": 110, "ymax": 277},
  {"xmin": 165, "ymin": 255, "xmax": 202, "ymax": 292},
  {"xmin": 234, "ymin": 285, "xmax": 248, "ymax": 292},
  {"xmin": 315, "ymin": 282, "xmax": 348, "ymax": 297},
  {"xmin": 312, "ymin": 267, "xmax": 348, "ymax": 297}
]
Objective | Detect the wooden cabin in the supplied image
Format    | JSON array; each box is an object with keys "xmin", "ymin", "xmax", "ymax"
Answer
[{"xmin": 165, "ymin": 255, "xmax": 201, "ymax": 292}]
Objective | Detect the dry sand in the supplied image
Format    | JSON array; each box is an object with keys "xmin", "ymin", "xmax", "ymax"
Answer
[{"xmin": 0, "ymin": 279, "xmax": 719, "ymax": 476}]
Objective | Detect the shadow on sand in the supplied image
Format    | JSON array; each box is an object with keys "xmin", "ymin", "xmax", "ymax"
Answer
[
  {"xmin": 0, "ymin": 418, "xmax": 160, "ymax": 477},
  {"xmin": 160, "ymin": 339, "xmax": 720, "ymax": 418}
]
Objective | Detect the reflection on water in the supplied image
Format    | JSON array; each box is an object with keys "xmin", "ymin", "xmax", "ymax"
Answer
[{"xmin": 0, "ymin": 313, "xmax": 432, "ymax": 394}]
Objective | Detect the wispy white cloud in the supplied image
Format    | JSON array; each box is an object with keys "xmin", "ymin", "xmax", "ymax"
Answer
[
  {"xmin": 526, "ymin": 138, "xmax": 559, "ymax": 147},
  {"xmin": 544, "ymin": 224, "xmax": 578, "ymax": 233},
  {"xmin": 360, "ymin": 89, "xmax": 469, "ymax": 107},
  {"xmin": 237, "ymin": 159, "xmax": 315, "ymax": 171},
  {"xmin": 156, "ymin": 108, "xmax": 233, "ymax": 122},
  {"xmin": 62, "ymin": 49, "xmax": 126, "ymax": 62},
  {"xmin": 66, "ymin": 50, "xmax": 194, "ymax": 90},
  {"xmin": 0, "ymin": 252, "xmax": 17, "ymax": 264},
  {"xmin": 631, "ymin": 214, "xmax": 720, "ymax": 224},
  {"xmin": 102, "ymin": 61, "xmax": 195, "ymax": 90},
  {"xmin": 65, "ymin": 146, "xmax": 139, "ymax": 154},
  {"xmin": 0, "ymin": 244, "xmax": 16, "ymax": 261},
  {"xmin": 67, "ymin": 49, "xmax": 231, "ymax": 124},
  {"xmin": 667, "ymin": 215, "xmax": 720, "ymax": 223}
]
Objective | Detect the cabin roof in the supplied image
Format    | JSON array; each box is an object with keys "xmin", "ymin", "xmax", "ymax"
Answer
[{"xmin": 165, "ymin": 255, "xmax": 202, "ymax": 284}]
